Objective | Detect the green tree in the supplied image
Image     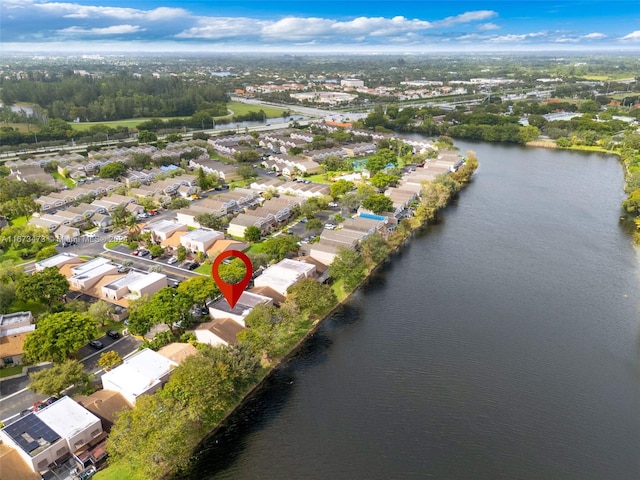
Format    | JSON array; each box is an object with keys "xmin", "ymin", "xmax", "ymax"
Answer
[
  {"xmin": 87, "ymin": 300, "xmax": 114, "ymax": 327},
  {"xmin": 360, "ymin": 233, "xmax": 391, "ymax": 265},
  {"xmin": 237, "ymin": 164, "xmax": 256, "ymax": 180},
  {"xmin": 263, "ymin": 235, "xmax": 299, "ymax": 261},
  {"xmin": 305, "ymin": 218, "xmax": 323, "ymax": 232},
  {"xmin": 16, "ymin": 267, "xmax": 69, "ymax": 307},
  {"xmin": 286, "ymin": 278, "xmax": 337, "ymax": 317},
  {"xmin": 177, "ymin": 276, "xmax": 220, "ymax": 306},
  {"xmin": 23, "ymin": 312, "xmax": 98, "ymax": 362},
  {"xmin": 218, "ymin": 258, "xmax": 248, "ymax": 284},
  {"xmin": 330, "ymin": 179, "xmax": 355, "ymax": 198},
  {"xmin": 329, "ymin": 247, "xmax": 367, "ymax": 290},
  {"xmin": 623, "ymin": 189, "xmax": 640, "ymax": 214},
  {"xmin": 128, "ymin": 287, "xmax": 192, "ymax": 335},
  {"xmin": 98, "ymin": 350, "xmax": 123, "ymax": 371},
  {"xmin": 0, "ymin": 283, "xmax": 16, "ymax": 314},
  {"xmin": 98, "ymin": 162, "xmax": 126, "ymax": 179},
  {"xmin": 29, "ymin": 360, "xmax": 88, "ymax": 397},
  {"xmin": 137, "ymin": 130, "xmax": 157, "ymax": 143},
  {"xmin": 149, "ymin": 244, "xmax": 164, "ymax": 258},
  {"xmin": 361, "ymin": 194, "xmax": 393, "ymax": 214},
  {"xmin": 370, "ymin": 171, "xmax": 400, "ymax": 189},
  {"xmin": 244, "ymin": 225, "xmax": 262, "ymax": 242},
  {"xmin": 35, "ymin": 245, "xmax": 58, "ymax": 261},
  {"xmin": 177, "ymin": 245, "xmax": 187, "ymax": 262},
  {"xmin": 169, "ymin": 198, "xmax": 191, "ymax": 210},
  {"xmin": 195, "ymin": 212, "xmax": 225, "ymax": 230},
  {"xmin": 366, "ymin": 149, "xmax": 397, "ymax": 174}
]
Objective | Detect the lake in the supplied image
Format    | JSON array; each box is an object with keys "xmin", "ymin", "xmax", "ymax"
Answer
[{"xmin": 184, "ymin": 141, "xmax": 640, "ymax": 480}]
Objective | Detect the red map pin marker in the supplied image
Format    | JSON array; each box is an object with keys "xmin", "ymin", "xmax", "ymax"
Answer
[{"xmin": 212, "ymin": 250, "xmax": 253, "ymax": 309}]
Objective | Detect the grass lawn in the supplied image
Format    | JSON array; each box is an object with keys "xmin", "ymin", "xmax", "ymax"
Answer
[
  {"xmin": 246, "ymin": 241, "xmax": 266, "ymax": 255},
  {"xmin": 194, "ymin": 263, "xmax": 212, "ymax": 275},
  {"xmin": 9, "ymin": 216, "xmax": 28, "ymax": 226},
  {"xmin": 225, "ymin": 101, "xmax": 286, "ymax": 119},
  {"xmin": 0, "ymin": 364, "xmax": 26, "ymax": 378},
  {"xmin": 70, "ymin": 117, "xmax": 189, "ymax": 132},
  {"xmin": 9, "ymin": 299, "xmax": 48, "ymax": 316},
  {"xmin": 0, "ymin": 122, "xmax": 35, "ymax": 133},
  {"xmin": 98, "ymin": 319, "xmax": 126, "ymax": 335},
  {"xmin": 305, "ymin": 174, "xmax": 332, "ymax": 185},
  {"xmin": 94, "ymin": 461, "xmax": 145, "ymax": 480},
  {"xmin": 105, "ymin": 240, "xmax": 124, "ymax": 249},
  {"xmin": 330, "ymin": 278, "xmax": 349, "ymax": 302},
  {"xmin": 51, "ymin": 171, "xmax": 75, "ymax": 188}
]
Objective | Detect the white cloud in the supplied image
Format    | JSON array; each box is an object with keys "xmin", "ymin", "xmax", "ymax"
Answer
[
  {"xmin": 620, "ymin": 30, "xmax": 640, "ymax": 41},
  {"xmin": 30, "ymin": 1, "xmax": 188, "ymax": 21},
  {"xmin": 583, "ymin": 32, "xmax": 606, "ymax": 39},
  {"xmin": 58, "ymin": 24, "xmax": 144, "ymax": 35},
  {"xmin": 177, "ymin": 11, "xmax": 499, "ymax": 41},
  {"xmin": 489, "ymin": 31, "xmax": 547, "ymax": 43},
  {"xmin": 477, "ymin": 23, "xmax": 500, "ymax": 31},
  {"xmin": 433, "ymin": 10, "xmax": 497, "ymax": 27}
]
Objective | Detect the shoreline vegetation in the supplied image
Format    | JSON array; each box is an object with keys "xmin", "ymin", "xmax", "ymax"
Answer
[{"xmin": 97, "ymin": 151, "xmax": 479, "ymax": 480}]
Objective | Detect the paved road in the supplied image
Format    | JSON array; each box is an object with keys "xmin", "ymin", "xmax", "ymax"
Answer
[{"xmin": 0, "ymin": 335, "xmax": 142, "ymax": 423}]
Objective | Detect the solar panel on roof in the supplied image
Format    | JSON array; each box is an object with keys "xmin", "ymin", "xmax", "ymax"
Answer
[{"xmin": 3, "ymin": 413, "xmax": 60, "ymax": 454}]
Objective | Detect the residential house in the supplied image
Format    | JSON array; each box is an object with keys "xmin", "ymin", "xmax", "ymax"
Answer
[
  {"xmin": 205, "ymin": 239, "xmax": 249, "ymax": 261},
  {"xmin": 0, "ymin": 443, "xmax": 40, "ymax": 480},
  {"xmin": 91, "ymin": 213, "xmax": 112, "ymax": 229},
  {"xmin": 187, "ymin": 158, "xmax": 241, "ymax": 182},
  {"xmin": 156, "ymin": 342, "xmax": 198, "ymax": 365},
  {"xmin": 28, "ymin": 216, "xmax": 60, "ymax": 232},
  {"xmin": 227, "ymin": 213, "xmax": 270, "ymax": 238},
  {"xmin": 208, "ymin": 291, "xmax": 272, "ymax": 326},
  {"xmin": 194, "ymin": 319, "xmax": 245, "ymax": 347},
  {"xmin": 180, "ymin": 228, "xmax": 224, "ymax": 253},
  {"xmin": 142, "ymin": 219, "xmax": 188, "ymax": 242},
  {"xmin": 68, "ymin": 258, "xmax": 118, "ymax": 291},
  {"xmin": 0, "ymin": 311, "xmax": 34, "ymax": 367},
  {"xmin": 35, "ymin": 396, "xmax": 103, "ymax": 457},
  {"xmin": 101, "ymin": 348, "xmax": 178, "ymax": 405},
  {"xmin": 0, "ymin": 413, "xmax": 68, "ymax": 474},
  {"xmin": 253, "ymin": 259, "xmax": 316, "ymax": 296},
  {"xmin": 53, "ymin": 225, "xmax": 81, "ymax": 244},
  {"xmin": 35, "ymin": 252, "xmax": 82, "ymax": 271},
  {"xmin": 76, "ymin": 390, "xmax": 131, "ymax": 432},
  {"xmin": 341, "ymin": 142, "xmax": 377, "ymax": 157},
  {"xmin": 101, "ymin": 272, "xmax": 167, "ymax": 303},
  {"xmin": 63, "ymin": 203, "xmax": 97, "ymax": 220},
  {"xmin": 307, "ymin": 241, "xmax": 341, "ymax": 266}
]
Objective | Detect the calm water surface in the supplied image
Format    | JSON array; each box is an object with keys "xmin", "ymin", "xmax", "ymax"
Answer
[{"xmin": 185, "ymin": 141, "xmax": 640, "ymax": 480}]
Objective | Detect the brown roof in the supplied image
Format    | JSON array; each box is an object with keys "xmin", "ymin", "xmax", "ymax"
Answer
[
  {"xmin": 249, "ymin": 286, "xmax": 286, "ymax": 306},
  {"xmin": 197, "ymin": 318, "xmax": 244, "ymax": 345},
  {"xmin": 58, "ymin": 259, "xmax": 85, "ymax": 278},
  {"xmin": 0, "ymin": 443, "xmax": 41, "ymax": 480},
  {"xmin": 157, "ymin": 342, "xmax": 198, "ymax": 364},
  {"xmin": 160, "ymin": 231, "xmax": 185, "ymax": 248},
  {"xmin": 0, "ymin": 332, "xmax": 29, "ymax": 357},
  {"xmin": 75, "ymin": 390, "xmax": 131, "ymax": 430},
  {"xmin": 292, "ymin": 255, "xmax": 329, "ymax": 274},
  {"xmin": 78, "ymin": 273, "xmax": 129, "ymax": 308},
  {"xmin": 206, "ymin": 239, "xmax": 249, "ymax": 258}
]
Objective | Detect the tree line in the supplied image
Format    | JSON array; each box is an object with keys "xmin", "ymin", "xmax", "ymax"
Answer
[{"xmin": 0, "ymin": 72, "xmax": 228, "ymax": 122}]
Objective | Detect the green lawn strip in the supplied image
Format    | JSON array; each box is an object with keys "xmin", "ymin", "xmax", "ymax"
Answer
[
  {"xmin": 70, "ymin": 117, "xmax": 189, "ymax": 132},
  {"xmin": 97, "ymin": 319, "xmax": 126, "ymax": 336},
  {"xmin": 330, "ymin": 278, "xmax": 349, "ymax": 302},
  {"xmin": 9, "ymin": 216, "xmax": 28, "ymax": 226},
  {"xmin": 194, "ymin": 263, "xmax": 212, "ymax": 275},
  {"xmin": 51, "ymin": 172, "xmax": 75, "ymax": 188},
  {"xmin": 0, "ymin": 364, "xmax": 27, "ymax": 378},
  {"xmin": 94, "ymin": 461, "xmax": 145, "ymax": 480},
  {"xmin": 105, "ymin": 241, "xmax": 124, "ymax": 249}
]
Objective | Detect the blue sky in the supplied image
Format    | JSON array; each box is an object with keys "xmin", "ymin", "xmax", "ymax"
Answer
[{"xmin": 2, "ymin": 0, "xmax": 640, "ymax": 52}]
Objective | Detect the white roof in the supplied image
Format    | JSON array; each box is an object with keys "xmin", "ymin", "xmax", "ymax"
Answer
[
  {"xmin": 101, "ymin": 348, "xmax": 177, "ymax": 399},
  {"xmin": 256, "ymin": 259, "xmax": 315, "ymax": 291},
  {"xmin": 70, "ymin": 257, "xmax": 111, "ymax": 276},
  {"xmin": 35, "ymin": 252, "xmax": 79, "ymax": 270},
  {"xmin": 180, "ymin": 228, "xmax": 223, "ymax": 243},
  {"xmin": 144, "ymin": 219, "xmax": 186, "ymax": 234},
  {"xmin": 36, "ymin": 396, "xmax": 100, "ymax": 439}
]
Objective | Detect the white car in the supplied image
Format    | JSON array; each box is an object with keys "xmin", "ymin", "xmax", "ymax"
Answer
[
  {"xmin": 167, "ymin": 256, "xmax": 178, "ymax": 265},
  {"xmin": 84, "ymin": 232, "xmax": 97, "ymax": 239},
  {"xmin": 324, "ymin": 223, "xmax": 336, "ymax": 230},
  {"xmin": 113, "ymin": 234, "xmax": 126, "ymax": 241}
]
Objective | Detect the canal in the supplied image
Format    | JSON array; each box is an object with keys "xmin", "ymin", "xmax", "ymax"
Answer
[{"xmin": 185, "ymin": 141, "xmax": 640, "ymax": 480}]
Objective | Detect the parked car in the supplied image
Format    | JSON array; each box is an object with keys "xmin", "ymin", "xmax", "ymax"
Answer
[
  {"xmin": 167, "ymin": 256, "xmax": 178, "ymax": 265},
  {"xmin": 324, "ymin": 223, "xmax": 336, "ymax": 230},
  {"xmin": 33, "ymin": 397, "xmax": 58, "ymax": 412},
  {"xmin": 131, "ymin": 250, "xmax": 140, "ymax": 256},
  {"xmin": 88, "ymin": 340, "xmax": 103, "ymax": 350},
  {"xmin": 328, "ymin": 202, "xmax": 338, "ymax": 208},
  {"xmin": 138, "ymin": 249, "xmax": 150, "ymax": 257},
  {"xmin": 148, "ymin": 209, "xmax": 159, "ymax": 216},
  {"xmin": 113, "ymin": 234, "xmax": 126, "ymax": 241},
  {"xmin": 137, "ymin": 213, "xmax": 149, "ymax": 219},
  {"xmin": 184, "ymin": 261, "xmax": 200, "ymax": 271},
  {"xmin": 106, "ymin": 330, "xmax": 120, "ymax": 339}
]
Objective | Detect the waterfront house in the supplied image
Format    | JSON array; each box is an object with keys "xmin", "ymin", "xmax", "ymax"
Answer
[{"xmin": 194, "ymin": 319, "xmax": 245, "ymax": 347}]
